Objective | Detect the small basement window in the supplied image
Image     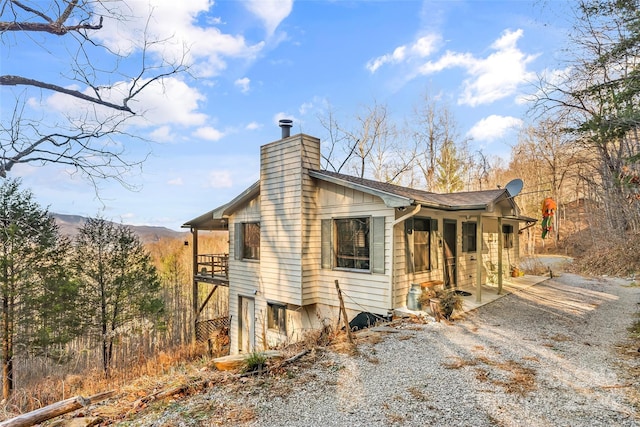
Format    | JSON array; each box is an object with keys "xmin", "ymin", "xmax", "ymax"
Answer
[{"xmin": 267, "ymin": 303, "xmax": 286, "ymax": 334}]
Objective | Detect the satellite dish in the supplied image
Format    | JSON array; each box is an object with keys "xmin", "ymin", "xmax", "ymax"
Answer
[{"xmin": 505, "ymin": 178, "xmax": 523, "ymax": 197}]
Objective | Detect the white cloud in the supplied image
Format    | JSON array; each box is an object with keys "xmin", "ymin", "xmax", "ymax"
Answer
[
  {"xmin": 137, "ymin": 78, "xmax": 209, "ymax": 126},
  {"xmin": 383, "ymin": 29, "xmax": 538, "ymax": 107},
  {"xmin": 167, "ymin": 177, "xmax": 184, "ymax": 186},
  {"xmin": 420, "ymin": 30, "xmax": 538, "ymax": 106},
  {"xmin": 246, "ymin": 121, "xmax": 261, "ymax": 131},
  {"xmin": 149, "ymin": 126, "xmax": 174, "ymax": 142},
  {"xmin": 273, "ymin": 112, "xmax": 296, "ymax": 127},
  {"xmin": 205, "ymin": 170, "xmax": 233, "ymax": 188},
  {"xmin": 366, "ymin": 34, "xmax": 441, "ymax": 73},
  {"xmin": 299, "ymin": 101, "xmax": 314, "ymax": 115},
  {"xmin": 193, "ymin": 126, "xmax": 225, "ymax": 141},
  {"xmin": 92, "ymin": 0, "xmax": 266, "ymax": 78},
  {"xmin": 243, "ymin": 0, "xmax": 293, "ymax": 36},
  {"xmin": 35, "ymin": 77, "xmax": 208, "ymax": 130},
  {"xmin": 417, "ymin": 51, "xmax": 474, "ymax": 74},
  {"xmin": 457, "ymin": 29, "xmax": 539, "ymax": 107},
  {"xmin": 467, "ymin": 115, "xmax": 523, "ymax": 142},
  {"xmin": 235, "ymin": 77, "xmax": 251, "ymax": 93}
]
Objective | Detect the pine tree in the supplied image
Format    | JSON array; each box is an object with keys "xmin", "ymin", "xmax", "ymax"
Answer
[
  {"xmin": 434, "ymin": 140, "xmax": 465, "ymax": 193},
  {"xmin": 0, "ymin": 179, "xmax": 75, "ymax": 398},
  {"xmin": 73, "ymin": 218, "xmax": 163, "ymax": 376}
]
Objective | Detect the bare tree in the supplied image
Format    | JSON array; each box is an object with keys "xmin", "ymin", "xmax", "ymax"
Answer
[
  {"xmin": 318, "ymin": 100, "xmax": 411, "ymax": 182},
  {"xmin": 341, "ymin": 101, "xmax": 391, "ymax": 179},
  {"xmin": 533, "ymin": 0, "xmax": 640, "ymax": 233},
  {"xmin": 0, "ymin": 0, "xmax": 187, "ymax": 184},
  {"xmin": 511, "ymin": 117, "xmax": 587, "ymax": 247},
  {"xmin": 318, "ymin": 103, "xmax": 353, "ymax": 173},
  {"xmin": 410, "ymin": 92, "xmax": 472, "ymax": 192},
  {"xmin": 410, "ymin": 92, "xmax": 445, "ymax": 191}
]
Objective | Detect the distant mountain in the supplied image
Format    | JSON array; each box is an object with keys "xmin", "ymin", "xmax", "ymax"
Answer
[{"xmin": 52, "ymin": 213, "xmax": 188, "ymax": 243}]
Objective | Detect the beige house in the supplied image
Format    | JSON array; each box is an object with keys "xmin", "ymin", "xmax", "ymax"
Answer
[{"xmin": 183, "ymin": 126, "xmax": 534, "ymax": 354}]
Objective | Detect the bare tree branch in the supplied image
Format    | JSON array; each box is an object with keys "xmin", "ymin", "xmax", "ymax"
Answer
[
  {"xmin": 0, "ymin": 75, "xmax": 133, "ymax": 112},
  {"xmin": 0, "ymin": 0, "xmax": 103, "ymax": 34},
  {"xmin": 0, "ymin": 0, "xmax": 188, "ymax": 188}
]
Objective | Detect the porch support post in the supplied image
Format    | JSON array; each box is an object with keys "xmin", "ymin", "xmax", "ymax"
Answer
[
  {"xmin": 192, "ymin": 228, "xmax": 199, "ymax": 342},
  {"xmin": 390, "ymin": 205, "xmax": 422, "ymax": 312},
  {"xmin": 476, "ymin": 215, "xmax": 483, "ymax": 303},
  {"xmin": 497, "ymin": 217, "xmax": 503, "ymax": 294}
]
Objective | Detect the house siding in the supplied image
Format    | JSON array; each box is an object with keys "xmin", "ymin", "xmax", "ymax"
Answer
[
  {"xmin": 392, "ymin": 211, "xmax": 446, "ymax": 308},
  {"xmin": 227, "ymin": 198, "xmax": 261, "ymax": 354},
  {"xmin": 260, "ymin": 139, "xmax": 302, "ymax": 305},
  {"xmin": 212, "ymin": 133, "xmax": 529, "ymax": 354},
  {"xmin": 309, "ymin": 180, "xmax": 393, "ymax": 315}
]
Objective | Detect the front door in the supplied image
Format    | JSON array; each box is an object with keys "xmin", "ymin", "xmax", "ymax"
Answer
[
  {"xmin": 443, "ymin": 219, "xmax": 457, "ymax": 288},
  {"xmin": 239, "ymin": 296, "xmax": 255, "ymax": 353}
]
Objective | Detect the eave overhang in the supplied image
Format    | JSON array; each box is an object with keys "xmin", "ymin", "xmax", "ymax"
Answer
[
  {"xmin": 182, "ymin": 181, "xmax": 260, "ymax": 231},
  {"xmin": 309, "ymin": 170, "xmax": 413, "ymax": 208}
]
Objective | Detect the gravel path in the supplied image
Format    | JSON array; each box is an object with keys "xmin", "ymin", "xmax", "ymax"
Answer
[{"xmin": 138, "ymin": 272, "xmax": 640, "ymax": 427}]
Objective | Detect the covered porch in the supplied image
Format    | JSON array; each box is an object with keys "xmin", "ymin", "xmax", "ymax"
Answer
[
  {"xmin": 456, "ymin": 274, "xmax": 549, "ymax": 313},
  {"xmin": 182, "ymin": 207, "xmax": 232, "ymax": 343}
]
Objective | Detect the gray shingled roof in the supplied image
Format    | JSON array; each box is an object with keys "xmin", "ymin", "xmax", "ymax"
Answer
[
  {"xmin": 311, "ymin": 170, "xmax": 508, "ymax": 210},
  {"xmin": 183, "ymin": 169, "xmax": 528, "ymax": 230}
]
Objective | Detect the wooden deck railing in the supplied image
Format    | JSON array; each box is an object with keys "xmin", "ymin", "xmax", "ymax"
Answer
[{"xmin": 196, "ymin": 254, "xmax": 229, "ymax": 279}]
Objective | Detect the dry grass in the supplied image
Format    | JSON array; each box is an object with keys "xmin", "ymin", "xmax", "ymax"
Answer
[
  {"xmin": 565, "ymin": 231, "xmax": 640, "ymax": 277},
  {"xmin": 548, "ymin": 334, "xmax": 572, "ymax": 342},
  {"xmin": 385, "ymin": 411, "xmax": 407, "ymax": 423},
  {"xmin": 0, "ymin": 341, "xmax": 214, "ymax": 419},
  {"xmin": 519, "ymin": 257, "xmax": 551, "ymax": 276},
  {"xmin": 442, "ymin": 356, "xmax": 478, "ymax": 369},
  {"xmin": 442, "ymin": 355, "xmax": 537, "ymax": 396},
  {"xmin": 407, "ymin": 386, "xmax": 430, "ymax": 402}
]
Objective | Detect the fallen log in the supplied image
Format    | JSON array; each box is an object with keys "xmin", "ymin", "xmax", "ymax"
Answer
[
  {"xmin": 212, "ymin": 350, "xmax": 282, "ymax": 371},
  {"xmin": 281, "ymin": 349, "xmax": 310, "ymax": 366},
  {"xmin": 0, "ymin": 390, "xmax": 115, "ymax": 427}
]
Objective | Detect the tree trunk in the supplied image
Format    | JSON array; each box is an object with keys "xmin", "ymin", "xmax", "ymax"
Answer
[
  {"xmin": 2, "ymin": 295, "xmax": 13, "ymax": 400},
  {"xmin": 0, "ymin": 391, "xmax": 115, "ymax": 427}
]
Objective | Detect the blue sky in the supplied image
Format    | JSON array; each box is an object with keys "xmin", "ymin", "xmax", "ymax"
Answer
[{"xmin": 2, "ymin": 0, "xmax": 573, "ymax": 230}]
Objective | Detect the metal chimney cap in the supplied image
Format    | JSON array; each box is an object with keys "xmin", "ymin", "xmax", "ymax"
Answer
[{"xmin": 279, "ymin": 119, "xmax": 293, "ymax": 138}]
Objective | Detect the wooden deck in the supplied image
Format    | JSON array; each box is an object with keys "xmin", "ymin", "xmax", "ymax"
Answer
[{"xmin": 195, "ymin": 253, "xmax": 229, "ymax": 285}]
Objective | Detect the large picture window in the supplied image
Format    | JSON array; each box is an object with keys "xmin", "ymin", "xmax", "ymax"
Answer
[
  {"xmin": 335, "ymin": 217, "xmax": 370, "ymax": 270},
  {"xmin": 462, "ymin": 221, "xmax": 477, "ymax": 252},
  {"xmin": 243, "ymin": 222, "xmax": 260, "ymax": 260}
]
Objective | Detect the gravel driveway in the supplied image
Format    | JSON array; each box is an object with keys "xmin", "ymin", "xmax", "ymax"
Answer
[{"xmin": 140, "ymin": 271, "xmax": 640, "ymax": 427}]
